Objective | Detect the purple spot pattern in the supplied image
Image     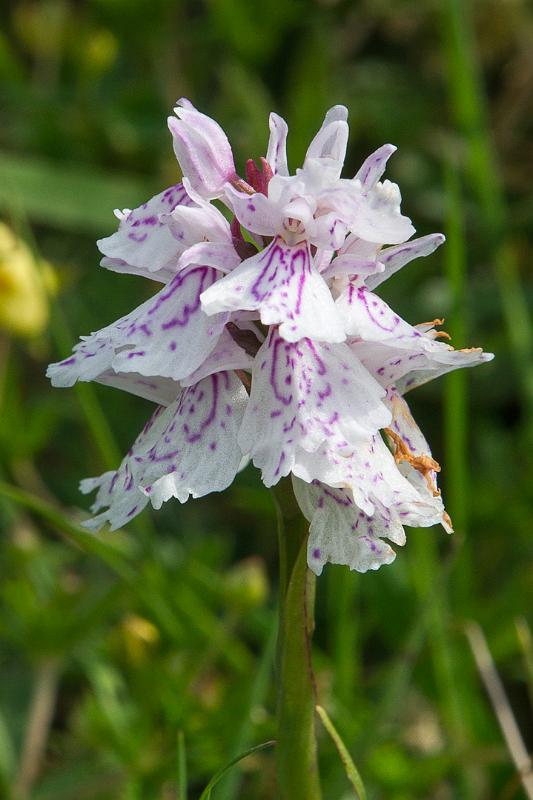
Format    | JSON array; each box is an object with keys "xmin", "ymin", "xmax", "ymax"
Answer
[
  {"xmin": 238, "ymin": 327, "xmax": 390, "ymax": 486},
  {"xmin": 112, "ymin": 265, "xmax": 228, "ymax": 381},
  {"xmin": 123, "ymin": 184, "xmax": 192, "ymax": 243},
  {"xmin": 293, "ymin": 478, "xmax": 399, "ymax": 576},
  {"xmin": 203, "ymin": 235, "xmax": 343, "ymax": 342},
  {"xmin": 81, "ymin": 372, "xmax": 248, "ymax": 529}
]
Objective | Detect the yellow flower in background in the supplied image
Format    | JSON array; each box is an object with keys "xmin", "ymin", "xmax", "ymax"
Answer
[
  {"xmin": 0, "ymin": 222, "xmax": 54, "ymax": 337},
  {"xmin": 121, "ymin": 614, "xmax": 160, "ymax": 665}
]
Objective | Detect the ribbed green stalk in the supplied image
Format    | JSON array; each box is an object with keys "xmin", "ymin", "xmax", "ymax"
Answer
[{"xmin": 273, "ymin": 479, "xmax": 321, "ymax": 800}]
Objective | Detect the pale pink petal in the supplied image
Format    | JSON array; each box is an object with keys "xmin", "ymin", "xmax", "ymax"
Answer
[
  {"xmin": 320, "ymin": 182, "xmax": 414, "ymax": 245},
  {"xmin": 168, "ymin": 100, "xmax": 236, "ymax": 199},
  {"xmin": 166, "ymin": 197, "xmax": 232, "ymax": 246},
  {"xmin": 266, "ymin": 112, "xmax": 289, "ymax": 176},
  {"xmin": 311, "ymin": 212, "xmax": 349, "ymax": 251},
  {"xmin": 177, "ymin": 241, "xmax": 241, "ymax": 274},
  {"xmin": 354, "ymin": 144, "xmax": 396, "ymax": 189},
  {"xmin": 99, "ymin": 256, "xmax": 176, "ymax": 284},
  {"xmin": 350, "ymin": 181, "xmax": 415, "ymax": 244},
  {"xmin": 305, "ymin": 106, "xmax": 349, "ymax": 174},
  {"xmin": 323, "ymin": 256, "xmax": 381, "ymax": 283},
  {"xmin": 95, "ymin": 371, "xmax": 181, "ymax": 406},
  {"xmin": 224, "ymin": 184, "xmax": 282, "ymax": 236}
]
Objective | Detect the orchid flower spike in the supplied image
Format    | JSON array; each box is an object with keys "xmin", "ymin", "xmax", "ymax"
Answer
[{"xmin": 47, "ymin": 100, "xmax": 493, "ymax": 575}]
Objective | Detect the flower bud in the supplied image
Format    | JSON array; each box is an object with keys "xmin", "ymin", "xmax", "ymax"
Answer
[{"xmin": 168, "ymin": 99, "xmax": 236, "ymax": 199}]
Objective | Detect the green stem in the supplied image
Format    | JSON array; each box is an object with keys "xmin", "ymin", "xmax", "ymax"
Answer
[{"xmin": 272, "ymin": 479, "xmax": 321, "ymax": 800}]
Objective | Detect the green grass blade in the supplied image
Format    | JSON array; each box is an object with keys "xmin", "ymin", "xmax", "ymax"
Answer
[
  {"xmin": 177, "ymin": 730, "xmax": 187, "ymax": 800},
  {"xmin": 216, "ymin": 619, "xmax": 277, "ymax": 800},
  {"xmin": 441, "ymin": 0, "xmax": 533, "ymax": 419},
  {"xmin": 0, "ymin": 480, "xmax": 182, "ymax": 640},
  {"xmin": 443, "ymin": 163, "xmax": 468, "ymax": 537},
  {"xmin": 0, "ymin": 479, "xmax": 135, "ymax": 577},
  {"xmin": 326, "ymin": 568, "xmax": 360, "ymax": 710},
  {"xmin": 515, "ymin": 618, "xmax": 533, "ymax": 711},
  {"xmin": 409, "ymin": 532, "xmax": 482, "ymax": 797},
  {"xmin": 0, "ymin": 151, "xmax": 159, "ymax": 234},
  {"xmin": 198, "ymin": 741, "xmax": 275, "ymax": 800},
  {"xmin": 315, "ymin": 705, "xmax": 366, "ymax": 800}
]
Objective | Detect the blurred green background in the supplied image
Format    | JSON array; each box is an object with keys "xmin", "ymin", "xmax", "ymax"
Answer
[{"xmin": 0, "ymin": 0, "xmax": 532, "ymax": 797}]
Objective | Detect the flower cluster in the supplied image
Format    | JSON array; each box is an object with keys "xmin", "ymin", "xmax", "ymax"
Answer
[{"xmin": 47, "ymin": 100, "xmax": 493, "ymax": 575}]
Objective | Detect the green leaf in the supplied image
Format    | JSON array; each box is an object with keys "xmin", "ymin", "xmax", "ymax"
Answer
[
  {"xmin": 316, "ymin": 705, "xmax": 367, "ymax": 800},
  {"xmin": 0, "ymin": 151, "xmax": 159, "ymax": 234},
  {"xmin": 198, "ymin": 741, "xmax": 275, "ymax": 800}
]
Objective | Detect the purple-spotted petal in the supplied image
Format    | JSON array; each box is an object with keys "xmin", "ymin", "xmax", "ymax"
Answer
[
  {"xmin": 292, "ymin": 477, "xmax": 399, "ymax": 575},
  {"xmin": 140, "ymin": 371, "xmax": 247, "ymax": 504},
  {"xmin": 293, "ymin": 432, "xmax": 443, "ymax": 525},
  {"xmin": 46, "ymin": 297, "xmax": 155, "ymax": 388},
  {"xmin": 337, "ymin": 284, "xmax": 411, "ymax": 339},
  {"xmin": 345, "ymin": 300, "xmax": 494, "ymax": 391},
  {"xmin": 80, "ymin": 404, "xmax": 170, "ymax": 531},
  {"xmin": 80, "ymin": 371, "xmax": 247, "ymax": 529},
  {"xmin": 237, "ymin": 328, "xmax": 390, "ymax": 486},
  {"xmin": 367, "ymin": 233, "xmax": 445, "ymax": 290},
  {"xmin": 97, "ymin": 184, "xmax": 193, "ymax": 276},
  {"xmin": 112, "ymin": 265, "xmax": 228, "ymax": 381},
  {"xmin": 200, "ymin": 236, "xmax": 345, "ymax": 343},
  {"xmin": 395, "ymin": 346, "xmax": 494, "ymax": 394}
]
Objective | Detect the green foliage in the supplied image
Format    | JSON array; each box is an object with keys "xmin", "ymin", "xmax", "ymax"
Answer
[{"xmin": 0, "ymin": 0, "xmax": 532, "ymax": 797}]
